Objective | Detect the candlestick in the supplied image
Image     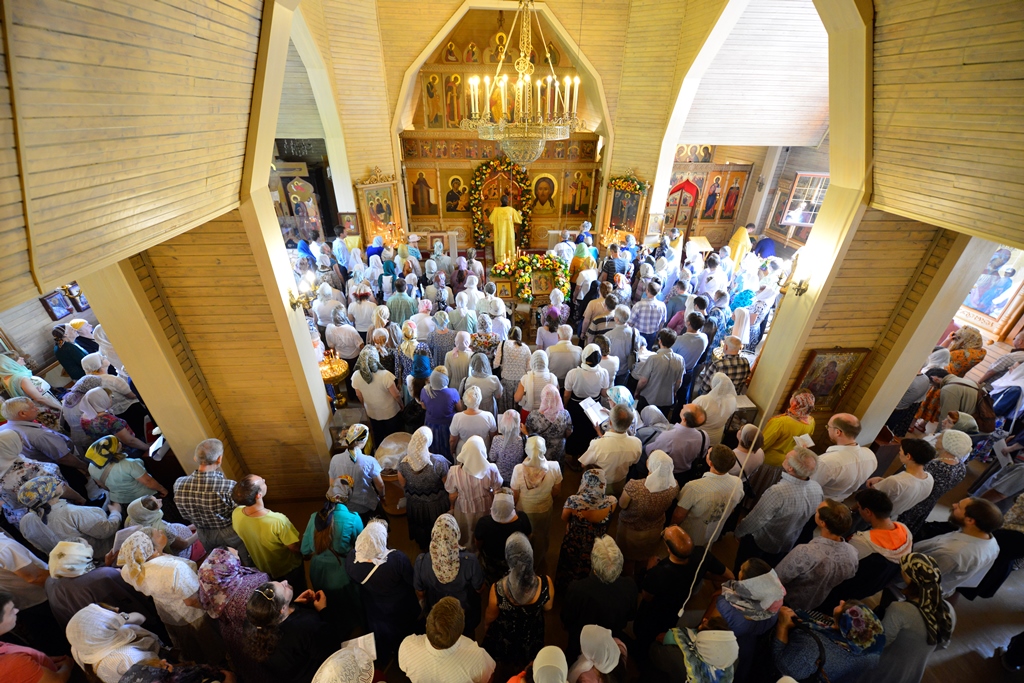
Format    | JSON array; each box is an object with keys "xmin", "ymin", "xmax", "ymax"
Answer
[
  {"xmin": 500, "ymin": 77, "xmax": 508, "ymax": 120},
  {"xmin": 563, "ymin": 76, "xmax": 571, "ymax": 114},
  {"xmin": 546, "ymin": 77, "xmax": 553, "ymax": 118},
  {"xmin": 572, "ymin": 76, "xmax": 580, "ymax": 114},
  {"xmin": 536, "ymin": 79, "xmax": 542, "ymax": 117},
  {"xmin": 553, "ymin": 80, "xmax": 560, "ymax": 116}
]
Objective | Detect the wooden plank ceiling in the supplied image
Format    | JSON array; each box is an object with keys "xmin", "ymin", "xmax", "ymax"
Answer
[{"xmin": 679, "ymin": 0, "xmax": 829, "ymax": 146}]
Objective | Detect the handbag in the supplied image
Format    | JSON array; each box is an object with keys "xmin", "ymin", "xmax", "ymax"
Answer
[
  {"xmin": 949, "ymin": 380, "xmax": 997, "ymax": 432},
  {"xmin": 791, "ymin": 623, "xmax": 830, "ymax": 683},
  {"xmin": 494, "ymin": 341, "xmax": 505, "ymax": 380}
]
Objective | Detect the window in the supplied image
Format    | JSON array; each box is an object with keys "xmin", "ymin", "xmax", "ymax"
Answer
[{"xmin": 780, "ymin": 173, "xmax": 829, "ymax": 228}]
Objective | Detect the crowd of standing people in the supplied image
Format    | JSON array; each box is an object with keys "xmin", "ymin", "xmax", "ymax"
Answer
[{"xmin": 1, "ymin": 224, "xmax": 1022, "ymax": 683}]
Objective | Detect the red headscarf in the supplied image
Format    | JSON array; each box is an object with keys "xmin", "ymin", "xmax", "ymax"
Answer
[{"xmin": 787, "ymin": 390, "xmax": 815, "ymax": 423}]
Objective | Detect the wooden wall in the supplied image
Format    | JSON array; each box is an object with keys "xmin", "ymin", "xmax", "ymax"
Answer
[
  {"xmin": 0, "ymin": 299, "xmax": 97, "ymax": 371},
  {"xmin": 1, "ymin": 0, "xmax": 263, "ymax": 306},
  {"xmin": 140, "ymin": 212, "xmax": 327, "ymax": 499},
  {"xmin": 772, "ymin": 209, "xmax": 957, "ymax": 446},
  {"xmin": 128, "ymin": 253, "xmax": 242, "ymax": 480},
  {"xmin": 277, "ymin": 41, "xmax": 326, "ymax": 140},
  {"xmin": 0, "ymin": 20, "xmax": 31, "ymax": 303},
  {"xmin": 871, "ymin": 0, "xmax": 1024, "ymax": 247}
]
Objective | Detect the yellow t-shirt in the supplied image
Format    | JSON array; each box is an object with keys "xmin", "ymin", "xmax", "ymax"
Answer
[
  {"xmin": 231, "ymin": 508, "xmax": 301, "ymax": 579},
  {"xmin": 344, "ymin": 235, "xmax": 363, "ymax": 252}
]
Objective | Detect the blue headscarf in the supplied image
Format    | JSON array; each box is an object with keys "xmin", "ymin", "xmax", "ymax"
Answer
[
  {"xmin": 412, "ymin": 352, "xmax": 432, "ymax": 379},
  {"xmin": 297, "ymin": 240, "xmax": 316, "ymax": 264}
]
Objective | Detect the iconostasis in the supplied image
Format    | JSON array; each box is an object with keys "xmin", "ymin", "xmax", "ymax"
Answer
[
  {"xmin": 663, "ymin": 144, "xmax": 752, "ymax": 248},
  {"xmin": 399, "ymin": 11, "xmax": 604, "ymax": 252}
]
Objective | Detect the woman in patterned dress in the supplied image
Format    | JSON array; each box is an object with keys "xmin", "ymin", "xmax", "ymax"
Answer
[
  {"xmin": 494, "ymin": 327, "xmax": 532, "ymax": 414},
  {"xmin": 555, "ymin": 469, "xmax": 617, "ymax": 593},
  {"xmin": 427, "ymin": 311, "xmax": 456, "ymax": 369},
  {"xmin": 615, "ymin": 451, "xmax": 679, "ymax": 576},
  {"xmin": 525, "ymin": 384, "xmax": 573, "ymax": 468},
  {"xmin": 397, "ymin": 427, "xmax": 451, "ymax": 550}
]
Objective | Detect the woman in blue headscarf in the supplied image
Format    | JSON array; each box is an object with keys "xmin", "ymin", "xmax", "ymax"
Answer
[
  {"xmin": 366, "ymin": 235, "xmax": 385, "ymax": 260},
  {"xmin": 297, "ymin": 239, "xmax": 317, "ymax": 266}
]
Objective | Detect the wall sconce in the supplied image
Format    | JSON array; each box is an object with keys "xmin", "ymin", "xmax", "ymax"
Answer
[
  {"xmin": 756, "ymin": 175, "xmax": 765, "ymax": 192},
  {"xmin": 791, "ymin": 279, "xmax": 810, "ymax": 297},
  {"xmin": 289, "ymin": 272, "xmax": 317, "ymax": 311}
]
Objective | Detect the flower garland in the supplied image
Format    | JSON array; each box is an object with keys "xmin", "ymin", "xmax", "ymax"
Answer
[
  {"xmin": 490, "ymin": 253, "xmax": 570, "ymax": 303},
  {"xmin": 607, "ymin": 174, "xmax": 648, "ymax": 195},
  {"xmin": 469, "ymin": 156, "xmax": 533, "ymax": 249}
]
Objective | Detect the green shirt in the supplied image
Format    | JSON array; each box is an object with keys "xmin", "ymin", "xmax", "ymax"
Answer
[
  {"xmin": 88, "ymin": 458, "xmax": 156, "ymax": 504},
  {"xmin": 232, "ymin": 508, "xmax": 301, "ymax": 579}
]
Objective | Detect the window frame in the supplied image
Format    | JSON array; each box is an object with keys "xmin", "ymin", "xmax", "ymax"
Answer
[{"xmin": 779, "ymin": 172, "xmax": 830, "ymax": 228}]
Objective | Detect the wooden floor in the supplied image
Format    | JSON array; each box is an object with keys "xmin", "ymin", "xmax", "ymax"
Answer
[{"xmin": 272, "ymin": 407, "xmax": 1024, "ymax": 681}]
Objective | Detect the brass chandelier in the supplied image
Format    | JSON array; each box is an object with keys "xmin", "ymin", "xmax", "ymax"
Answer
[{"xmin": 460, "ymin": 0, "xmax": 581, "ymax": 166}]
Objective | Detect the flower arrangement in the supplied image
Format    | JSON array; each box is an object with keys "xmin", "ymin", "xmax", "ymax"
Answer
[
  {"xmin": 607, "ymin": 174, "xmax": 648, "ymax": 195},
  {"xmin": 469, "ymin": 156, "xmax": 533, "ymax": 249},
  {"xmin": 490, "ymin": 253, "xmax": 570, "ymax": 303}
]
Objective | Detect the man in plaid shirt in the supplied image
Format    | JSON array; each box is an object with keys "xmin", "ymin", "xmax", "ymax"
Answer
[
  {"xmin": 693, "ymin": 336, "xmax": 750, "ymax": 397},
  {"xmin": 628, "ymin": 281, "xmax": 667, "ymax": 349},
  {"xmin": 173, "ymin": 438, "xmax": 250, "ymax": 562}
]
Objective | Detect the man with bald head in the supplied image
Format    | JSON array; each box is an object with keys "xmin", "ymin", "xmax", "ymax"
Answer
[
  {"xmin": 646, "ymin": 404, "xmax": 708, "ymax": 486},
  {"xmin": 634, "ymin": 525, "xmax": 732, "ymax": 649},
  {"xmin": 812, "ymin": 413, "xmax": 877, "ymax": 500}
]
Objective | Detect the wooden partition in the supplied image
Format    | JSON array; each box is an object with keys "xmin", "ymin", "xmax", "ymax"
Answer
[{"xmin": 141, "ymin": 211, "xmax": 329, "ymax": 500}]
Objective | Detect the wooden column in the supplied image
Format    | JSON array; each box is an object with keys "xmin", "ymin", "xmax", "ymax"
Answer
[
  {"xmin": 854, "ymin": 235, "xmax": 994, "ymax": 442},
  {"xmin": 76, "ymin": 263, "xmax": 226, "ymax": 476},
  {"xmin": 747, "ymin": 0, "xmax": 873, "ymax": 421}
]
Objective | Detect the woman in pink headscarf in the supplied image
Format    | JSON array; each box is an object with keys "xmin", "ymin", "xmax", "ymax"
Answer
[
  {"xmin": 525, "ymin": 384, "xmax": 573, "ymax": 468},
  {"xmin": 444, "ymin": 331, "xmax": 473, "ymax": 392}
]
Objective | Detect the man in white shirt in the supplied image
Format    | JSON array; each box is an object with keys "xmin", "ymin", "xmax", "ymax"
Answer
[
  {"xmin": 913, "ymin": 497, "xmax": 1002, "ymax": 597},
  {"xmin": 865, "ymin": 438, "xmax": 935, "ymax": 519},
  {"xmin": 0, "ymin": 531, "xmax": 49, "ymax": 610},
  {"xmin": 552, "ymin": 230, "xmax": 576, "ymax": 264},
  {"xmin": 580, "ymin": 405, "xmax": 642, "ymax": 494},
  {"xmin": 547, "ymin": 325, "xmax": 583, "ymax": 382},
  {"xmin": 695, "ymin": 252, "xmax": 727, "ymax": 297},
  {"xmin": 399, "ymin": 597, "xmax": 495, "ymax": 683},
  {"xmin": 673, "ymin": 444, "xmax": 743, "ymax": 547},
  {"xmin": 813, "ymin": 413, "xmax": 877, "ymax": 500},
  {"xmin": 635, "ymin": 329, "xmax": 685, "ymax": 416}
]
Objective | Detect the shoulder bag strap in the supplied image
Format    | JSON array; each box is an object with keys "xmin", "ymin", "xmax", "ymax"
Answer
[
  {"xmin": 360, "ymin": 562, "xmax": 383, "ymax": 584},
  {"xmin": 97, "ymin": 462, "xmax": 115, "ymax": 489}
]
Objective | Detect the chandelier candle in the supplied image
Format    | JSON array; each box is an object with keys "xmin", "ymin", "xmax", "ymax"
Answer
[{"xmin": 572, "ymin": 76, "xmax": 580, "ymax": 114}]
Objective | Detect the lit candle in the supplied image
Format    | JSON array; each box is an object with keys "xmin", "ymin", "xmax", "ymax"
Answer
[
  {"xmin": 469, "ymin": 76, "xmax": 479, "ymax": 116},
  {"xmin": 535, "ymin": 79, "xmax": 542, "ymax": 117},
  {"xmin": 563, "ymin": 76, "xmax": 571, "ymax": 114},
  {"xmin": 572, "ymin": 76, "xmax": 580, "ymax": 114},
  {"xmin": 553, "ymin": 80, "xmax": 560, "ymax": 115},
  {"xmin": 546, "ymin": 76, "xmax": 553, "ymax": 118},
  {"xmin": 500, "ymin": 77, "xmax": 508, "ymax": 120}
]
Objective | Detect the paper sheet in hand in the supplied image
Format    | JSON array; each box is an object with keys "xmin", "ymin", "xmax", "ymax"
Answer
[
  {"xmin": 793, "ymin": 434, "xmax": 814, "ymax": 449},
  {"xmin": 148, "ymin": 435, "xmax": 171, "ymax": 462},
  {"xmin": 342, "ymin": 633, "xmax": 376, "ymax": 660},
  {"xmin": 580, "ymin": 397, "xmax": 609, "ymax": 428}
]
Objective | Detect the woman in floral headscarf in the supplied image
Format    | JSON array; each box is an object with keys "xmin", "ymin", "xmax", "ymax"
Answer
[
  {"xmin": 413, "ymin": 513, "xmax": 485, "ymax": 635},
  {"xmin": 555, "ymin": 469, "xmax": 617, "ymax": 592},
  {"xmin": 199, "ymin": 547, "xmax": 270, "ymax": 662},
  {"xmin": 870, "ymin": 553, "xmax": 954, "ymax": 683},
  {"xmin": 370, "ymin": 304, "xmax": 402, "ymax": 350},
  {"xmin": 470, "ymin": 313, "xmax": 501, "ymax": 364},
  {"xmin": 0, "ymin": 430, "xmax": 76, "ymax": 526},
  {"xmin": 774, "ymin": 601, "xmax": 884, "ymax": 683},
  {"xmin": 915, "ymin": 324, "xmax": 987, "ymax": 427},
  {"xmin": 748, "ymin": 389, "xmax": 816, "ymax": 499},
  {"xmin": 395, "ymin": 320, "xmax": 427, "ymax": 402},
  {"xmin": 351, "ymin": 347, "xmax": 403, "ymax": 445},
  {"xmin": 525, "ymin": 384, "xmax": 572, "ymax": 467}
]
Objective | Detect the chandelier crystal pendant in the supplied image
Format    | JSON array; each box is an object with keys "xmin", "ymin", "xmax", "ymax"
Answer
[{"xmin": 460, "ymin": 0, "xmax": 581, "ymax": 166}]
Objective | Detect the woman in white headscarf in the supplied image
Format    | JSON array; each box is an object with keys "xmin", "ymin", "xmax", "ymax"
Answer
[
  {"xmin": 344, "ymin": 519, "xmax": 419, "ymax": 662},
  {"xmin": 471, "ymin": 313, "xmax": 501, "ymax": 364},
  {"xmin": 346, "ymin": 247, "xmax": 367, "ymax": 282},
  {"xmin": 370, "ymin": 304, "xmax": 402, "ymax": 351},
  {"xmin": 126, "ymin": 495, "xmax": 197, "ymax": 557},
  {"xmin": 365, "ymin": 254, "xmax": 385, "ymax": 297},
  {"xmin": 67, "ymin": 603, "xmax": 163, "ymax": 683},
  {"xmin": 412, "ymin": 513, "xmax": 486, "ymax": 636},
  {"xmin": 93, "ymin": 324, "xmax": 128, "ymax": 379},
  {"xmin": 463, "ymin": 275, "xmax": 483, "ymax": 311},
  {"xmin": 80, "ymin": 388, "xmax": 150, "ymax": 451},
  {"xmin": 693, "ymin": 371, "xmax": 738, "ymax": 446},
  {"xmin": 449, "ymin": 291, "xmax": 478, "ymax": 333},
  {"xmin": 544, "ymin": 288, "xmax": 570, "ymax": 326},
  {"xmin": 444, "ymin": 331, "xmax": 474, "ymax": 391},
  {"xmin": 397, "ymin": 426, "xmax": 451, "ymax": 549},
  {"xmin": 516, "ymin": 350, "xmax": 561, "ymax": 416},
  {"xmin": 510, "ymin": 435, "xmax": 563, "ymax": 572},
  {"xmin": 731, "ymin": 307, "xmax": 751, "ymax": 347},
  {"xmin": 568, "ymin": 624, "xmax": 627, "ymax": 683},
  {"xmin": 351, "ymin": 347, "xmax": 403, "ymax": 445},
  {"xmin": 450, "ymin": 385, "xmax": 497, "ymax": 456},
  {"xmin": 616, "ymin": 450, "xmax": 679, "ymax": 574},
  {"xmin": 347, "ymin": 285, "xmax": 378, "ymax": 340},
  {"xmin": 313, "ymin": 282, "xmax": 343, "ymax": 337},
  {"xmin": 563, "ymin": 344, "xmax": 611, "ymax": 458},
  {"xmin": 461, "ymin": 352, "xmax": 503, "ymax": 418},
  {"xmin": 446, "ymin": 436, "xmax": 502, "ymax": 545},
  {"xmin": 116, "ymin": 529, "xmax": 221, "ymax": 664},
  {"xmin": 633, "ymin": 262, "xmax": 655, "ymax": 303}
]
